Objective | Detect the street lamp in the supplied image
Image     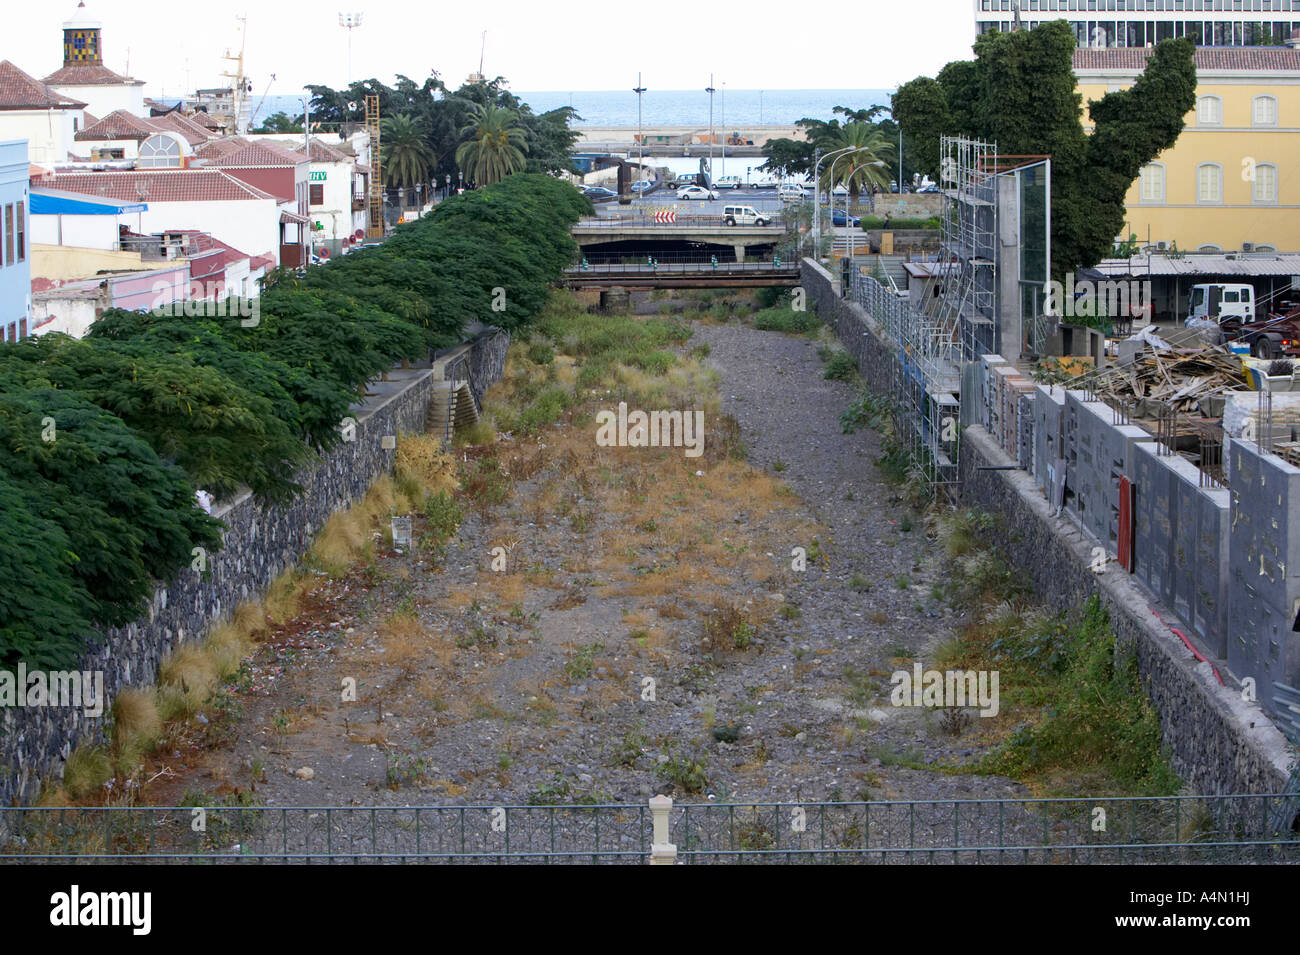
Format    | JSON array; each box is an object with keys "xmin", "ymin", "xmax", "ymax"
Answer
[
  {"xmin": 338, "ymin": 12, "xmax": 364, "ymax": 88},
  {"xmin": 634, "ymin": 73, "xmax": 646, "ymax": 191},
  {"xmin": 812, "ymin": 146, "xmax": 856, "ymax": 258},
  {"xmin": 705, "ymin": 75, "xmax": 715, "ymax": 185},
  {"xmin": 720, "ymin": 80, "xmax": 726, "ymax": 181}
]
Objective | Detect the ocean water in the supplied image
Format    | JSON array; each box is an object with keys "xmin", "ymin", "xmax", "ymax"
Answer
[
  {"xmin": 516, "ymin": 88, "xmax": 896, "ymax": 127},
  {"xmin": 246, "ymin": 88, "xmax": 894, "ymax": 130}
]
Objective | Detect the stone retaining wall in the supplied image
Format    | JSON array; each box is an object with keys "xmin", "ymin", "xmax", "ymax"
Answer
[{"xmin": 0, "ymin": 330, "xmax": 510, "ymax": 805}]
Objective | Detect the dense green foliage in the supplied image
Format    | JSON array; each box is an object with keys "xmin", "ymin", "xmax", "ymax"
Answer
[
  {"xmin": 892, "ymin": 22, "xmax": 1196, "ymax": 275},
  {"xmin": 303, "ymin": 76, "xmax": 579, "ymax": 192},
  {"xmin": 760, "ymin": 105, "xmax": 909, "ymax": 187},
  {"xmin": 0, "ymin": 174, "xmax": 588, "ymax": 670}
]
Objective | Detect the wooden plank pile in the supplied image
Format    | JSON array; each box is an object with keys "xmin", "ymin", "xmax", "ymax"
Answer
[{"xmin": 1096, "ymin": 349, "xmax": 1249, "ymax": 415}]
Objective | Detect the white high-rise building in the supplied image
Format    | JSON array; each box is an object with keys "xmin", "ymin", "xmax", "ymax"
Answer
[{"xmin": 975, "ymin": 0, "xmax": 1300, "ymax": 49}]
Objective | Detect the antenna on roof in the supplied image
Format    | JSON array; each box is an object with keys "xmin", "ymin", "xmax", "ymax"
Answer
[{"xmin": 479, "ymin": 31, "xmax": 486, "ymax": 77}]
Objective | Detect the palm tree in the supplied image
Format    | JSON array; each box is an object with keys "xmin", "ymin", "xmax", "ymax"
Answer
[
  {"xmin": 455, "ymin": 103, "xmax": 528, "ymax": 186},
  {"xmin": 820, "ymin": 123, "xmax": 895, "ymax": 200},
  {"xmin": 382, "ymin": 114, "xmax": 436, "ymax": 192}
]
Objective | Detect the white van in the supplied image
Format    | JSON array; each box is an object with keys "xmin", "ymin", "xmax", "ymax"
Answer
[
  {"xmin": 722, "ymin": 205, "xmax": 770, "ymax": 226},
  {"xmin": 1186, "ymin": 284, "xmax": 1255, "ymax": 325},
  {"xmin": 777, "ymin": 183, "xmax": 807, "ymax": 201}
]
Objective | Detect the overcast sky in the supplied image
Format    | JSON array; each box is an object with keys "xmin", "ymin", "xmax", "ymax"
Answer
[{"xmin": 8, "ymin": 0, "xmax": 979, "ymax": 96}]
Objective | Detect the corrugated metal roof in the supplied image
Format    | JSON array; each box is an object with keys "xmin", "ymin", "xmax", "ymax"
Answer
[{"xmin": 1091, "ymin": 253, "xmax": 1300, "ymax": 278}]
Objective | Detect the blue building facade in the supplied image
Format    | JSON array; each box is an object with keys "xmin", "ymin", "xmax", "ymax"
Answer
[{"xmin": 0, "ymin": 140, "xmax": 31, "ymax": 341}]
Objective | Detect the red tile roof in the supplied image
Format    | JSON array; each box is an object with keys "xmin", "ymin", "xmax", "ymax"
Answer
[
  {"xmin": 147, "ymin": 111, "xmax": 215, "ymax": 146},
  {"xmin": 48, "ymin": 168, "xmax": 277, "ymax": 203},
  {"xmin": 81, "ymin": 111, "xmax": 99, "ymax": 126},
  {"xmin": 196, "ymin": 137, "xmax": 307, "ymax": 168},
  {"xmin": 190, "ymin": 111, "xmax": 222, "ymax": 129},
  {"xmin": 0, "ymin": 60, "xmax": 86, "ymax": 110},
  {"xmin": 249, "ymin": 254, "xmax": 274, "ymax": 271},
  {"xmin": 296, "ymin": 138, "xmax": 352, "ymax": 163},
  {"xmin": 75, "ymin": 109, "xmax": 217, "ymax": 146},
  {"xmin": 43, "ymin": 64, "xmax": 145, "ymax": 87},
  {"xmin": 1074, "ymin": 46, "xmax": 1300, "ymax": 73},
  {"xmin": 74, "ymin": 109, "xmax": 158, "ymax": 142}
]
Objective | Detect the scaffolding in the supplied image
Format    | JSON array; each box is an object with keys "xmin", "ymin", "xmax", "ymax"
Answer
[
  {"xmin": 366, "ymin": 95, "xmax": 383, "ymax": 239},
  {"xmin": 938, "ymin": 137, "xmax": 1000, "ymax": 363}
]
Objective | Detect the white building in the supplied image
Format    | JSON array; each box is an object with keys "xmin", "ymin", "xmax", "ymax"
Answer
[
  {"xmin": 0, "ymin": 60, "xmax": 85, "ymax": 164},
  {"xmin": 47, "ymin": 168, "xmax": 283, "ymax": 266},
  {"xmin": 250, "ymin": 136, "xmax": 367, "ymax": 254},
  {"xmin": 975, "ymin": 0, "xmax": 1300, "ymax": 48},
  {"xmin": 42, "ymin": 2, "xmax": 146, "ymax": 119}
]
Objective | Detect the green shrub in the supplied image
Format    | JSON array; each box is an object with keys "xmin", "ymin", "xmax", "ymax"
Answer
[{"xmin": 753, "ymin": 308, "xmax": 818, "ymax": 335}]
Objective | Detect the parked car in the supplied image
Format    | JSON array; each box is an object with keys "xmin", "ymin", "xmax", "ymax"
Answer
[
  {"xmin": 716, "ymin": 175, "xmax": 743, "ymax": 189},
  {"xmin": 777, "ymin": 183, "xmax": 807, "ymax": 201},
  {"xmin": 916, "ymin": 182, "xmax": 939, "ymax": 194},
  {"xmin": 678, "ymin": 185, "xmax": 719, "ymax": 200},
  {"xmin": 722, "ymin": 204, "xmax": 771, "ymax": 226},
  {"xmin": 583, "ymin": 186, "xmax": 617, "ymax": 200},
  {"xmin": 630, "ymin": 180, "xmax": 654, "ymax": 193},
  {"xmin": 673, "ymin": 173, "xmax": 701, "ymax": 189},
  {"xmin": 828, "ymin": 207, "xmax": 860, "ymax": 227},
  {"xmin": 750, "ymin": 174, "xmax": 781, "ymax": 190}
]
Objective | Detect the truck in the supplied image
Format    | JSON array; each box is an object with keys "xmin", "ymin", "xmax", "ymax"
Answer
[
  {"xmin": 1186, "ymin": 283, "xmax": 1256, "ymax": 325},
  {"xmin": 1221, "ymin": 303, "xmax": 1300, "ymax": 359}
]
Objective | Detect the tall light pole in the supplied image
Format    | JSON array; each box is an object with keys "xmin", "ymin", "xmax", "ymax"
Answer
[
  {"xmin": 634, "ymin": 73, "xmax": 646, "ymax": 188},
  {"xmin": 813, "ymin": 145, "xmax": 855, "ymax": 258},
  {"xmin": 705, "ymin": 75, "xmax": 715, "ymax": 186},
  {"xmin": 720, "ymin": 80, "xmax": 726, "ymax": 181},
  {"xmin": 339, "ymin": 12, "xmax": 364, "ymax": 88},
  {"xmin": 759, "ymin": 89, "xmax": 764, "ymax": 125}
]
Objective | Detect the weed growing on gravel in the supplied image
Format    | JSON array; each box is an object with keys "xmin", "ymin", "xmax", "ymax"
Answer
[
  {"xmin": 563, "ymin": 642, "xmax": 603, "ymax": 681},
  {"xmin": 701, "ymin": 602, "xmax": 757, "ymax": 652},
  {"xmin": 658, "ymin": 745, "xmax": 711, "ymax": 794},
  {"xmin": 753, "ymin": 307, "xmax": 819, "ymax": 335},
  {"xmin": 822, "ymin": 351, "xmax": 859, "ymax": 382},
  {"xmin": 966, "ymin": 598, "xmax": 1180, "ymax": 795}
]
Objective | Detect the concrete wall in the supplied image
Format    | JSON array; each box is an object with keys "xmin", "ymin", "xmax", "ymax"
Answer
[
  {"xmin": 801, "ymin": 257, "xmax": 1296, "ymax": 793},
  {"xmin": 0, "ymin": 329, "xmax": 510, "ymax": 805}
]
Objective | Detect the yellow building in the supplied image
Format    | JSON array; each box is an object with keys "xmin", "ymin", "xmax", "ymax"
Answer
[{"xmin": 1075, "ymin": 47, "xmax": 1300, "ymax": 253}]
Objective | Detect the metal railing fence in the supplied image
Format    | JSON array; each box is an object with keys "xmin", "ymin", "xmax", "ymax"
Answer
[{"xmin": 2, "ymin": 793, "xmax": 1297, "ymax": 864}]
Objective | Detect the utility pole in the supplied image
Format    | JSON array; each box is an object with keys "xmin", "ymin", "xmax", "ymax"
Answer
[
  {"xmin": 339, "ymin": 13, "xmax": 364, "ymax": 88},
  {"xmin": 634, "ymin": 73, "xmax": 646, "ymax": 189},
  {"xmin": 706, "ymin": 74, "xmax": 715, "ymax": 186},
  {"xmin": 720, "ymin": 80, "xmax": 726, "ymax": 181}
]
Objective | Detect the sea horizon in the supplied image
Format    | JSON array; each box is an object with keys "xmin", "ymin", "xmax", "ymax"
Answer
[{"xmin": 209, "ymin": 88, "xmax": 897, "ymax": 131}]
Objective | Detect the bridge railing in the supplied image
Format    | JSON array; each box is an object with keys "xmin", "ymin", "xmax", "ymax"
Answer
[
  {"xmin": 568, "ymin": 253, "xmax": 799, "ymax": 274},
  {"xmin": 576, "ymin": 213, "xmax": 785, "ymax": 229}
]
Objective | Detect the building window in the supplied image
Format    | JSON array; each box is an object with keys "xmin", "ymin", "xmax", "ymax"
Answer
[
  {"xmin": 1253, "ymin": 95, "xmax": 1279, "ymax": 126},
  {"xmin": 1197, "ymin": 244, "xmax": 1223, "ymax": 253},
  {"xmin": 309, "ymin": 183, "xmax": 325, "ymax": 206},
  {"xmin": 15, "ymin": 202, "xmax": 23, "ymax": 263},
  {"xmin": 1197, "ymin": 163, "xmax": 1223, "ymax": 203},
  {"xmin": 3, "ymin": 204, "xmax": 12, "ymax": 266},
  {"xmin": 1138, "ymin": 163, "xmax": 1166, "ymax": 203},
  {"xmin": 1252, "ymin": 162, "xmax": 1278, "ymax": 203},
  {"xmin": 139, "ymin": 133, "xmax": 182, "ymax": 169},
  {"xmin": 1197, "ymin": 95, "xmax": 1223, "ymax": 125}
]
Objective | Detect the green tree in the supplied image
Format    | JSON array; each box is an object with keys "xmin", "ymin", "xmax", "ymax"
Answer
[
  {"xmin": 254, "ymin": 111, "xmax": 304, "ymax": 134},
  {"xmin": 382, "ymin": 113, "xmax": 436, "ymax": 190},
  {"xmin": 819, "ymin": 123, "xmax": 895, "ymax": 199},
  {"xmin": 890, "ymin": 22, "xmax": 1195, "ymax": 275},
  {"xmin": 890, "ymin": 78, "xmax": 949, "ymax": 181},
  {"xmin": 455, "ymin": 103, "xmax": 528, "ymax": 186}
]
